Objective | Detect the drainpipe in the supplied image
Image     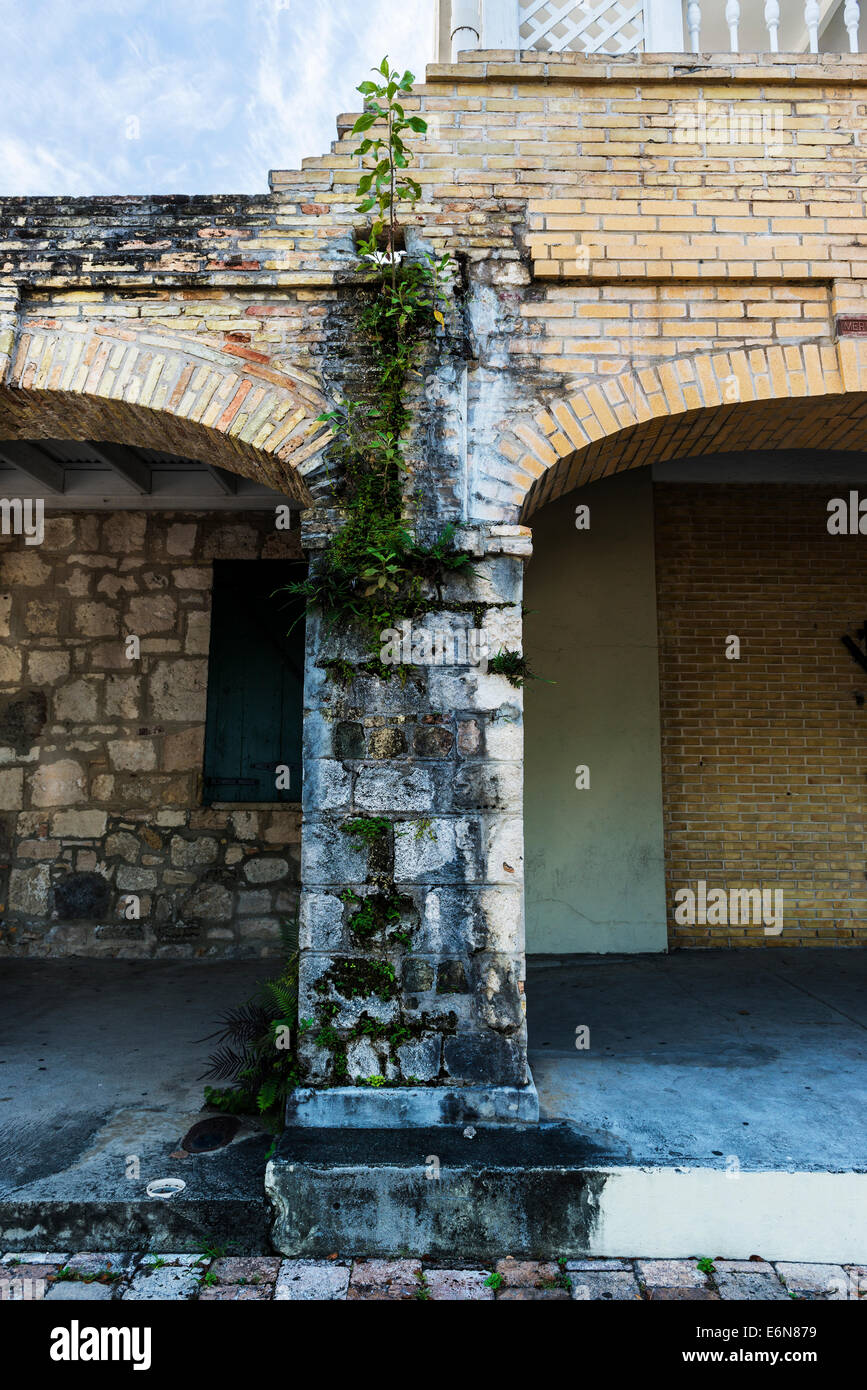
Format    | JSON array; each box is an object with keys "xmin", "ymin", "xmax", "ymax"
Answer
[{"xmin": 451, "ymin": 0, "xmax": 481, "ymax": 58}]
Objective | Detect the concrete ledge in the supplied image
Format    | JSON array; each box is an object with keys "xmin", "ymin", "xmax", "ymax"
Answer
[
  {"xmin": 286, "ymin": 1080, "xmax": 540, "ymax": 1128},
  {"xmin": 267, "ymin": 1123, "xmax": 612, "ymax": 1259},
  {"xmin": 266, "ymin": 1125, "xmax": 867, "ymax": 1262},
  {"xmin": 0, "ymin": 1135, "xmax": 272, "ymax": 1255}
]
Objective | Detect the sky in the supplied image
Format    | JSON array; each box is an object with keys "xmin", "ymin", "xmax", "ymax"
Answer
[{"xmin": 0, "ymin": 0, "xmax": 433, "ymax": 196}]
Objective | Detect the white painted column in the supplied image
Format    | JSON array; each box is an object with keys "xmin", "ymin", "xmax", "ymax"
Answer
[
  {"xmin": 725, "ymin": 0, "xmax": 740, "ymax": 49},
  {"xmin": 687, "ymin": 1, "xmax": 702, "ymax": 51},
  {"xmin": 482, "ymin": 0, "xmax": 521, "ymax": 49},
  {"xmin": 845, "ymin": 0, "xmax": 861, "ymax": 52},
  {"xmin": 644, "ymin": 0, "xmax": 685, "ymax": 50},
  {"xmin": 451, "ymin": 0, "xmax": 481, "ymax": 58}
]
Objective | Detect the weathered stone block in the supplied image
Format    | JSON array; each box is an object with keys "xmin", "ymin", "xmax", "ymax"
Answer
[
  {"xmin": 265, "ymin": 810, "xmax": 302, "ymax": 845},
  {"xmin": 166, "ymin": 523, "xmax": 197, "ymax": 556},
  {"xmin": 116, "ymin": 866, "xmax": 158, "ymax": 892},
  {"xmin": 484, "ymin": 816, "xmax": 523, "ymax": 883},
  {"xmin": 333, "ymin": 721, "xmax": 364, "ymax": 759},
  {"xmin": 170, "ymin": 836, "xmax": 218, "ymax": 869},
  {"xmin": 403, "ymin": 958, "xmax": 435, "ymax": 993},
  {"xmin": 443, "ymin": 1033, "xmax": 527, "ymax": 1086},
  {"xmin": 228, "ymin": 810, "xmax": 258, "ymax": 840},
  {"xmin": 27, "ymin": 651, "xmax": 70, "ymax": 684},
  {"xmin": 299, "ymin": 891, "xmax": 346, "ymax": 951},
  {"xmin": 25, "ymin": 600, "xmax": 59, "ymax": 634},
  {"xmin": 346, "ymin": 1037, "xmax": 382, "ymax": 1081},
  {"xmin": 30, "ymin": 759, "xmax": 86, "ymax": 807},
  {"xmin": 437, "ymin": 959, "xmax": 469, "ymax": 994},
  {"xmin": 108, "ymin": 738, "xmax": 157, "ymax": 772},
  {"xmin": 185, "ymin": 610, "xmax": 211, "ymax": 654},
  {"xmin": 368, "ymin": 727, "xmax": 407, "ymax": 759},
  {"xmin": 471, "ymin": 954, "xmax": 525, "ymax": 1032},
  {"xmin": 51, "ymin": 810, "xmax": 108, "ymax": 838},
  {"xmin": 453, "ymin": 761, "xmax": 522, "ymax": 810},
  {"xmin": 103, "ymin": 676, "xmax": 141, "ymax": 719},
  {"xmin": 0, "ymin": 645, "xmax": 23, "ymax": 683},
  {"xmin": 484, "ymin": 710, "xmax": 522, "ymax": 760},
  {"xmin": 395, "ymin": 1036, "xmax": 441, "ymax": 1081},
  {"xmin": 300, "ymin": 759, "xmax": 351, "ymax": 813},
  {"xmin": 238, "ymin": 890, "xmax": 272, "ymax": 914},
  {"xmin": 0, "ymin": 553, "xmax": 50, "ymax": 587},
  {"xmin": 105, "ymin": 831, "xmax": 140, "ymax": 863},
  {"xmin": 0, "ymin": 766, "xmax": 23, "ymax": 810},
  {"xmin": 202, "ymin": 524, "xmax": 258, "ymax": 559},
  {"xmin": 393, "ymin": 817, "xmax": 482, "ymax": 884},
  {"xmin": 182, "ymin": 881, "xmax": 233, "ymax": 921},
  {"xmin": 274, "ymin": 1260, "xmax": 350, "ymax": 1301},
  {"xmin": 103, "ymin": 513, "xmax": 146, "ymax": 555},
  {"xmin": 9, "ymin": 864, "xmax": 51, "ymax": 914},
  {"xmin": 75, "ymin": 602, "xmax": 118, "ymax": 637},
  {"xmin": 301, "ymin": 822, "xmax": 368, "ymax": 886},
  {"xmin": 244, "ymin": 856, "xmax": 288, "ymax": 884},
  {"xmin": 149, "ymin": 660, "xmax": 207, "ymax": 721},
  {"xmin": 54, "ymin": 680, "xmax": 100, "ymax": 723},
  {"xmin": 414, "ymin": 724, "xmax": 455, "ymax": 758},
  {"xmin": 127, "ymin": 594, "xmax": 177, "ymax": 635},
  {"xmin": 173, "ymin": 567, "xmax": 211, "ymax": 590}
]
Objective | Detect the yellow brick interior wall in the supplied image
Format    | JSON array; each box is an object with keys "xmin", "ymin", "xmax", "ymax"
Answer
[{"xmin": 655, "ymin": 481, "xmax": 867, "ymax": 948}]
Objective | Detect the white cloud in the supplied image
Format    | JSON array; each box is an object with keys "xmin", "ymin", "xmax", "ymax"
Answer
[{"xmin": 0, "ymin": 0, "xmax": 434, "ymax": 195}]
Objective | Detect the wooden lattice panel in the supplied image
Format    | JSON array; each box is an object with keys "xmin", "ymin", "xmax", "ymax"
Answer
[{"xmin": 518, "ymin": 0, "xmax": 645, "ymax": 53}]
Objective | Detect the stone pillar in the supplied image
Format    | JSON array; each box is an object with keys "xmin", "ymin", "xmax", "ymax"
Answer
[{"xmin": 292, "ymin": 522, "xmax": 538, "ymax": 1126}]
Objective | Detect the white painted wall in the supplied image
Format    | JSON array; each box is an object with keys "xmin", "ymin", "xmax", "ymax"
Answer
[
  {"xmin": 591, "ymin": 1168, "xmax": 867, "ymax": 1264},
  {"xmin": 523, "ymin": 470, "xmax": 667, "ymax": 955}
]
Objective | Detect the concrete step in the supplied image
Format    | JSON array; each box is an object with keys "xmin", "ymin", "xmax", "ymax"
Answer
[
  {"xmin": 0, "ymin": 1134, "xmax": 271, "ymax": 1254},
  {"xmin": 266, "ymin": 1123, "xmax": 867, "ymax": 1263}
]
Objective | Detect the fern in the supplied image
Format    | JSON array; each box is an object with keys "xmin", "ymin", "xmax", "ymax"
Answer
[{"xmin": 200, "ymin": 927, "xmax": 301, "ymax": 1130}]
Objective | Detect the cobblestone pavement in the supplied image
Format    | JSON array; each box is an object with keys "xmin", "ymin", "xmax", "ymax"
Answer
[{"xmin": 1, "ymin": 1252, "xmax": 864, "ymax": 1301}]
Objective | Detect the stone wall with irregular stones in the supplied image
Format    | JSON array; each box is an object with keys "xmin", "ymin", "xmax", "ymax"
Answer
[{"xmin": 0, "ymin": 509, "xmax": 302, "ymax": 958}]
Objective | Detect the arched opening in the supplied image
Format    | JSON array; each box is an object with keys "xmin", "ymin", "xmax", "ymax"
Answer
[{"xmin": 518, "ymin": 392, "xmax": 867, "ymax": 1170}]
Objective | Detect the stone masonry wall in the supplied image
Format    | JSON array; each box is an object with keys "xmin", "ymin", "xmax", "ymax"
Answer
[
  {"xmin": 297, "ymin": 527, "xmax": 532, "ymax": 1093},
  {"xmin": 0, "ymin": 509, "xmax": 302, "ymax": 958}
]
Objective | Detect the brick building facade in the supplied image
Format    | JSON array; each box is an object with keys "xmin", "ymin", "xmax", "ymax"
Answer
[{"xmin": 2, "ymin": 41, "xmax": 867, "ymax": 1115}]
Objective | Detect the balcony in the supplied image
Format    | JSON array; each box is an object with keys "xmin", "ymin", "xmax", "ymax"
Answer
[{"xmin": 436, "ymin": 1, "xmax": 863, "ymax": 59}]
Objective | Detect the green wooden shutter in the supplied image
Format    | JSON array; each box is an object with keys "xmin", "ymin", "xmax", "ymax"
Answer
[{"xmin": 202, "ymin": 560, "xmax": 306, "ymax": 804}]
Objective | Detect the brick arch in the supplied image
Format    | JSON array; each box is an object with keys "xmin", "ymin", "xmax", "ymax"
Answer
[
  {"xmin": 0, "ymin": 320, "xmax": 331, "ymax": 501},
  {"xmin": 490, "ymin": 342, "xmax": 867, "ymax": 522}
]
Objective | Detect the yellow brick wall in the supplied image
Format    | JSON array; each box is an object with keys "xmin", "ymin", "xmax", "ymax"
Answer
[{"xmin": 655, "ymin": 481, "xmax": 867, "ymax": 947}]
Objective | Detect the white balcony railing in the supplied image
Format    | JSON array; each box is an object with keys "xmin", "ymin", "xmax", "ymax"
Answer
[{"xmin": 436, "ymin": 1, "xmax": 863, "ymax": 59}]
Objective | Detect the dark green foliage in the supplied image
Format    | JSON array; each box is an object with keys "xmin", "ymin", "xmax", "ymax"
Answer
[
  {"xmin": 200, "ymin": 924, "xmax": 301, "ymax": 1128},
  {"xmin": 341, "ymin": 816, "xmax": 391, "ymax": 848},
  {"xmin": 317, "ymin": 956, "xmax": 398, "ymax": 1001},
  {"xmin": 488, "ymin": 649, "xmax": 550, "ymax": 688},
  {"xmin": 277, "ymin": 59, "xmax": 472, "ymax": 649}
]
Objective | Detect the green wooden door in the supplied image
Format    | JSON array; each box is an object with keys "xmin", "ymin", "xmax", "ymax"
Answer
[{"xmin": 202, "ymin": 560, "xmax": 306, "ymax": 804}]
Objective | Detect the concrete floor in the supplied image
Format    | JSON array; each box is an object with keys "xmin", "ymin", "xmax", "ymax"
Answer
[
  {"xmin": 1, "ymin": 947, "xmax": 864, "ymax": 1225},
  {"xmin": 0, "ymin": 959, "xmax": 271, "ymax": 1249},
  {"xmin": 528, "ymin": 949, "xmax": 867, "ymax": 1172}
]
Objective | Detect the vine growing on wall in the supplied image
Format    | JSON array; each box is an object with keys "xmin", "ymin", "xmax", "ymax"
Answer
[{"xmin": 285, "ymin": 57, "xmax": 474, "ymax": 644}]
